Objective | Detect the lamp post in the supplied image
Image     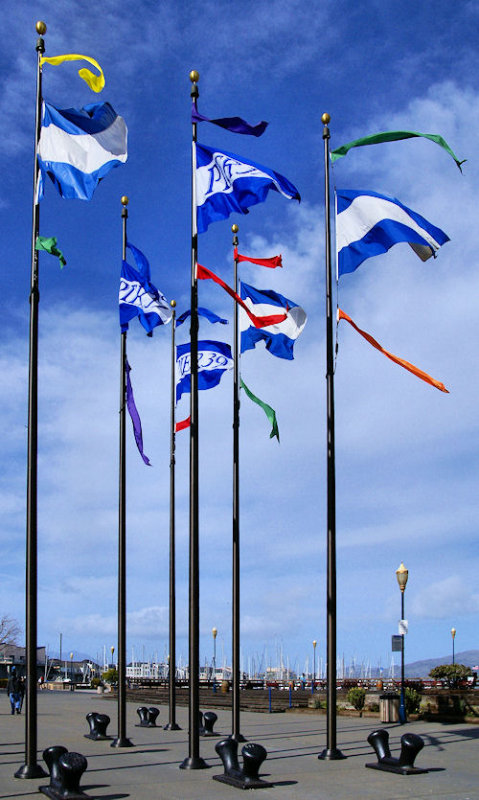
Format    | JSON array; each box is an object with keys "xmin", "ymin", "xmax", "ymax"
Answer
[
  {"xmin": 70, "ymin": 652, "xmax": 73, "ymax": 691},
  {"xmin": 395, "ymin": 562, "xmax": 408, "ymax": 724},
  {"xmin": 451, "ymin": 627, "xmax": 456, "ymax": 666},
  {"xmin": 111, "ymin": 646, "xmax": 115, "ymax": 670},
  {"xmin": 212, "ymin": 628, "xmax": 217, "ymax": 693},
  {"xmin": 312, "ymin": 641, "xmax": 317, "ymax": 694}
]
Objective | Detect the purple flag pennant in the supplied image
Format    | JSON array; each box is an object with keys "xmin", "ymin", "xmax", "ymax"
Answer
[
  {"xmin": 191, "ymin": 102, "xmax": 268, "ymax": 137},
  {"xmin": 125, "ymin": 359, "xmax": 151, "ymax": 466}
]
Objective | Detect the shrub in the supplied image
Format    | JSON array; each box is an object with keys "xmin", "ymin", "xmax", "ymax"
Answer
[
  {"xmin": 405, "ymin": 687, "xmax": 421, "ymax": 714},
  {"xmin": 347, "ymin": 687, "xmax": 366, "ymax": 714},
  {"xmin": 367, "ymin": 702, "xmax": 380, "ymax": 713},
  {"xmin": 90, "ymin": 677, "xmax": 103, "ymax": 689}
]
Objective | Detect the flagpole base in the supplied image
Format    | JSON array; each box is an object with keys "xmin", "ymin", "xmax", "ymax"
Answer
[
  {"xmin": 110, "ymin": 737, "xmax": 134, "ymax": 748},
  {"xmin": 179, "ymin": 756, "xmax": 209, "ymax": 770},
  {"xmin": 15, "ymin": 762, "xmax": 48, "ymax": 779},
  {"xmin": 229, "ymin": 733, "xmax": 247, "ymax": 743},
  {"xmin": 318, "ymin": 747, "xmax": 346, "ymax": 760},
  {"xmin": 164, "ymin": 722, "xmax": 182, "ymax": 731}
]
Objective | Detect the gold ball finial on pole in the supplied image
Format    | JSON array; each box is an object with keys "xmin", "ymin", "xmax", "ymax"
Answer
[
  {"xmin": 121, "ymin": 196, "xmax": 129, "ymax": 206},
  {"xmin": 36, "ymin": 21, "xmax": 47, "ymax": 35},
  {"xmin": 170, "ymin": 299, "xmax": 176, "ymax": 308},
  {"xmin": 231, "ymin": 224, "xmax": 239, "ymax": 234},
  {"xmin": 321, "ymin": 113, "xmax": 331, "ymax": 125},
  {"xmin": 189, "ymin": 70, "xmax": 200, "ymax": 83}
]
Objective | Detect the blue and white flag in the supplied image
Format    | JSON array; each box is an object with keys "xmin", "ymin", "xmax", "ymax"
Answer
[
  {"xmin": 240, "ymin": 282, "xmax": 307, "ymax": 360},
  {"xmin": 119, "ymin": 242, "xmax": 171, "ymax": 335},
  {"xmin": 176, "ymin": 307, "xmax": 228, "ymax": 327},
  {"xmin": 37, "ymin": 101, "xmax": 127, "ymax": 200},
  {"xmin": 196, "ymin": 143, "xmax": 300, "ymax": 234},
  {"xmin": 336, "ymin": 189, "xmax": 449, "ymax": 277},
  {"xmin": 176, "ymin": 340, "xmax": 233, "ymax": 402}
]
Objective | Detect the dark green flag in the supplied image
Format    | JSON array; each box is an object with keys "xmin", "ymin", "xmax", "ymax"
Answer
[
  {"xmin": 330, "ymin": 130, "xmax": 465, "ymax": 171},
  {"xmin": 241, "ymin": 378, "xmax": 279, "ymax": 441},
  {"xmin": 35, "ymin": 235, "xmax": 67, "ymax": 267}
]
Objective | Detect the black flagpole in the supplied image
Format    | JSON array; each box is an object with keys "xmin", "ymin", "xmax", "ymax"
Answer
[
  {"xmin": 319, "ymin": 113, "xmax": 344, "ymax": 761},
  {"xmin": 16, "ymin": 20, "xmax": 48, "ymax": 780},
  {"xmin": 180, "ymin": 69, "xmax": 207, "ymax": 770},
  {"xmin": 231, "ymin": 224, "xmax": 245, "ymax": 743},
  {"xmin": 112, "ymin": 196, "xmax": 133, "ymax": 748},
  {"xmin": 165, "ymin": 300, "xmax": 181, "ymax": 731}
]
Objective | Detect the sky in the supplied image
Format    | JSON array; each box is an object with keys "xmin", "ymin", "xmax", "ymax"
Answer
[{"xmin": 1, "ymin": 0, "xmax": 478, "ymax": 677}]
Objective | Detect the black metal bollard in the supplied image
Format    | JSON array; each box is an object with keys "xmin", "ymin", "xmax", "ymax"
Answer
[
  {"xmin": 198, "ymin": 710, "xmax": 205, "ymax": 735},
  {"xmin": 398, "ymin": 733, "xmax": 425, "ymax": 769},
  {"xmin": 40, "ymin": 750, "xmax": 90, "ymax": 799},
  {"xmin": 366, "ymin": 728, "xmax": 428, "ymax": 774},
  {"xmin": 136, "ymin": 707, "xmax": 150, "ymax": 726},
  {"xmin": 214, "ymin": 738, "xmax": 244, "ymax": 782},
  {"xmin": 213, "ymin": 737, "xmax": 271, "ymax": 788},
  {"xmin": 84, "ymin": 711, "xmax": 112, "ymax": 740},
  {"xmin": 242, "ymin": 743, "xmax": 268, "ymax": 785},
  {"xmin": 201, "ymin": 711, "xmax": 218, "ymax": 737},
  {"xmin": 42, "ymin": 746, "xmax": 68, "ymax": 793},
  {"xmin": 367, "ymin": 730, "xmax": 393, "ymax": 763},
  {"xmin": 136, "ymin": 706, "xmax": 160, "ymax": 727},
  {"xmin": 148, "ymin": 707, "xmax": 160, "ymax": 727}
]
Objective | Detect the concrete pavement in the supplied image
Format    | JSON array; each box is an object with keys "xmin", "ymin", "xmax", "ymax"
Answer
[{"xmin": 0, "ymin": 689, "xmax": 478, "ymax": 799}]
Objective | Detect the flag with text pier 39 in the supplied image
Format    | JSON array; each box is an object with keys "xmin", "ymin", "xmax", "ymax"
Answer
[
  {"xmin": 176, "ymin": 340, "xmax": 233, "ymax": 402},
  {"xmin": 195, "ymin": 143, "xmax": 300, "ymax": 233}
]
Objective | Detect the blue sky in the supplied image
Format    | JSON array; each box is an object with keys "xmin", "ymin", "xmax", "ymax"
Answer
[{"xmin": 1, "ymin": 0, "xmax": 478, "ymax": 675}]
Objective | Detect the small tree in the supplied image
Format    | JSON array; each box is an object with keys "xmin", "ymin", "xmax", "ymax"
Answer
[
  {"xmin": 101, "ymin": 667, "xmax": 118, "ymax": 685},
  {"xmin": 347, "ymin": 687, "xmax": 366, "ymax": 715},
  {"xmin": 0, "ymin": 615, "xmax": 21, "ymax": 645},
  {"xmin": 429, "ymin": 664, "xmax": 473, "ymax": 689}
]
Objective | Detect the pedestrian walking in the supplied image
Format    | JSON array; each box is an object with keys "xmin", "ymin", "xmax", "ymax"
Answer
[
  {"xmin": 18, "ymin": 677, "xmax": 25, "ymax": 712},
  {"xmin": 6, "ymin": 669, "xmax": 21, "ymax": 715}
]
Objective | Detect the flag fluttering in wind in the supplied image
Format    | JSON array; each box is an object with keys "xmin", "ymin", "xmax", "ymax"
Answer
[
  {"xmin": 331, "ymin": 129, "xmax": 465, "ymax": 171},
  {"xmin": 336, "ymin": 189, "xmax": 449, "ymax": 277},
  {"xmin": 119, "ymin": 242, "xmax": 171, "ymax": 335},
  {"xmin": 240, "ymin": 282, "xmax": 307, "ymax": 360},
  {"xmin": 241, "ymin": 379, "xmax": 279, "ymax": 441},
  {"xmin": 125, "ymin": 359, "xmax": 151, "ymax": 465},
  {"xmin": 40, "ymin": 53, "xmax": 105, "ymax": 93},
  {"xmin": 176, "ymin": 307, "xmax": 228, "ymax": 327},
  {"xmin": 338, "ymin": 308, "xmax": 449, "ymax": 393},
  {"xmin": 191, "ymin": 102, "xmax": 268, "ymax": 137},
  {"xmin": 196, "ymin": 143, "xmax": 300, "ymax": 233},
  {"xmin": 35, "ymin": 235, "xmax": 67, "ymax": 267},
  {"xmin": 37, "ymin": 101, "xmax": 127, "ymax": 200},
  {"xmin": 234, "ymin": 247, "xmax": 282, "ymax": 268},
  {"xmin": 175, "ymin": 416, "xmax": 191, "ymax": 432},
  {"xmin": 176, "ymin": 340, "xmax": 233, "ymax": 401},
  {"xmin": 196, "ymin": 263, "xmax": 287, "ymax": 328}
]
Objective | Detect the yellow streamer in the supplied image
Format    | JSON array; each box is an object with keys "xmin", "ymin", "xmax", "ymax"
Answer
[{"xmin": 40, "ymin": 53, "xmax": 105, "ymax": 93}]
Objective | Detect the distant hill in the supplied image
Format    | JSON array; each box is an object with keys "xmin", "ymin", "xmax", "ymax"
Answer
[{"xmin": 405, "ymin": 650, "xmax": 479, "ymax": 678}]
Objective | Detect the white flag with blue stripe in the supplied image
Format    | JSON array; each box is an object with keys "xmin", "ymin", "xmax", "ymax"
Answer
[
  {"xmin": 196, "ymin": 143, "xmax": 300, "ymax": 233},
  {"xmin": 37, "ymin": 101, "xmax": 127, "ymax": 200},
  {"xmin": 336, "ymin": 189, "xmax": 449, "ymax": 277}
]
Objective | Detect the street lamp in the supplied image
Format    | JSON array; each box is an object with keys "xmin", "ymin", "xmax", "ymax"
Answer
[
  {"xmin": 70, "ymin": 653, "xmax": 73, "ymax": 691},
  {"xmin": 110, "ymin": 646, "xmax": 115, "ymax": 669},
  {"xmin": 212, "ymin": 628, "xmax": 217, "ymax": 693},
  {"xmin": 312, "ymin": 641, "xmax": 317, "ymax": 694},
  {"xmin": 395, "ymin": 562, "xmax": 408, "ymax": 724},
  {"xmin": 451, "ymin": 627, "xmax": 456, "ymax": 666}
]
